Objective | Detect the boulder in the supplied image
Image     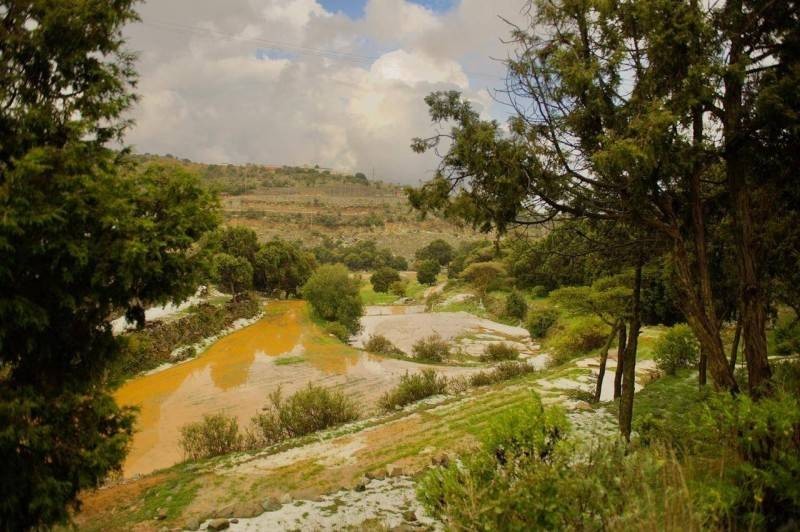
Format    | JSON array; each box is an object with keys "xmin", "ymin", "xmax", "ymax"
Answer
[{"xmin": 206, "ymin": 518, "xmax": 229, "ymax": 531}]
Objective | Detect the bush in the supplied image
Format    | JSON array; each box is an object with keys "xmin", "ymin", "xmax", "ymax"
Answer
[
  {"xmin": 526, "ymin": 308, "xmax": 558, "ymax": 338},
  {"xmin": 412, "ymin": 334, "xmax": 451, "ymax": 362},
  {"xmin": 370, "ymin": 266, "xmax": 401, "ymax": 293},
  {"xmin": 461, "ymin": 261, "xmax": 506, "ymax": 298},
  {"xmin": 179, "ymin": 414, "xmax": 242, "ymax": 460},
  {"xmin": 504, "ymin": 290, "xmax": 528, "ymax": 321},
  {"xmin": 416, "ymin": 259, "xmax": 441, "ymax": 285},
  {"xmin": 531, "ymin": 285, "xmax": 548, "ymax": 298},
  {"xmin": 548, "ymin": 316, "xmax": 609, "ymax": 363},
  {"xmin": 301, "ymin": 264, "xmax": 363, "ymax": 334},
  {"xmin": 774, "ymin": 317, "xmax": 800, "ymax": 356},
  {"xmin": 364, "ymin": 334, "xmax": 401, "ymax": 355},
  {"xmin": 324, "ymin": 321, "xmax": 350, "ymax": 342},
  {"xmin": 249, "ymin": 384, "xmax": 359, "ymax": 446},
  {"xmin": 415, "ymin": 239, "xmax": 454, "ymax": 266},
  {"xmin": 481, "ymin": 343, "xmax": 520, "ymax": 362},
  {"xmin": 389, "ymin": 279, "xmax": 408, "ymax": 297},
  {"xmin": 469, "ymin": 361, "xmax": 536, "ymax": 386},
  {"xmin": 653, "ymin": 323, "xmax": 699, "ymax": 375},
  {"xmin": 379, "ymin": 369, "xmax": 448, "ymax": 411}
]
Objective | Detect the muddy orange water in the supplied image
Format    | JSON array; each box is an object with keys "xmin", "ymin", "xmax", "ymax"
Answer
[{"xmin": 115, "ymin": 300, "xmax": 466, "ymax": 477}]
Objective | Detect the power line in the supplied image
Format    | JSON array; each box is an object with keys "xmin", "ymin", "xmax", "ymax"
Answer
[{"xmin": 140, "ymin": 19, "xmax": 505, "ymax": 82}]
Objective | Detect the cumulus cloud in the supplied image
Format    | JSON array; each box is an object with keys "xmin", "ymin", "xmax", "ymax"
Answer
[{"xmin": 122, "ymin": 0, "xmax": 525, "ymax": 184}]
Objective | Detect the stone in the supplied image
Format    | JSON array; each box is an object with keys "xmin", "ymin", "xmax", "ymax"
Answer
[
  {"xmin": 155, "ymin": 508, "xmax": 168, "ymax": 520},
  {"xmin": 354, "ymin": 476, "xmax": 369, "ymax": 492},
  {"xmin": 387, "ymin": 465, "xmax": 405, "ymax": 478},
  {"xmin": 233, "ymin": 501, "xmax": 262, "ymax": 518},
  {"xmin": 184, "ymin": 517, "xmax": 201, "ymax": 531},
  {"xmin": 403, "ymin": 510, "xmax": 418, "ymax": 522},
  {"xmin": 216, "ymin": 504, "xmax": 235, "ymax": 518},
  {"xmin": 230, "ymin": 519, "xmax": 239, "ymax": 524},
  {"xmin": 206, "ymin": 518, "xmax": 229, "ymax": 531}
]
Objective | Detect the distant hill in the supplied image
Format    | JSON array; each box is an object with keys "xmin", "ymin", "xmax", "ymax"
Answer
[{"xmin": 131, "ymin": 154, "xmax": 480, "ymax": 258}]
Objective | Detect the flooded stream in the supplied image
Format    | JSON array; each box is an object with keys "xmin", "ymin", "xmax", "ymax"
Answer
[{"xmin": 115, "ymin": 301, "xmax": 472, "ymax": 477}]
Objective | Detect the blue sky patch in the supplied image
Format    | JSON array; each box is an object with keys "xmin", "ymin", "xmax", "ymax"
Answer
[{"xmin": 319, "ymin": 0, "xmax": 458, "ymax": 19}]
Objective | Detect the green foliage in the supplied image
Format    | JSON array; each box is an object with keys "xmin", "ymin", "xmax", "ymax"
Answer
[
  {"xmin": 411, "ymin": 334, "xmax": 451, "ymax": 362},
  {"xmin": 526, "ymin": 308, "xmax": 558, "ymax": 338},
  {"xmin": 301, "ymin": 264, "xmax": 363, "ymax": 334},
  {"xmin": 112, "ymin": 295, "xmax": 260, "ymax": 382},
  {"xmin": 416, "ymin": 259, "xmax": 441, "ymax": 285},
  {"xmin": 547, "ymin": 316, "xmax": 610, "ymax": 364},
  {"xmin": 179, "ymin": 414, "xmax": 242, "ymax": 461},
  {"xmin": 504, "ymin": 289, "xmax": 528, "ymax": 321},
  {"xmin": 653, "ymin": 324, "xmax": 699, "ymax": 375},
  {"xmin": 249, "ymin": 385, "xmax": 359, "ymax": 446},
  {"xmin": 212, "ymin": 253, "xmax": 254, "ymax": 295},
  {"xmin": 312, "ymin": 239, "xmax": 406, "ymax": 271},
  {"xmin": 461, "ymin": 261, "xmax": 506, "ymax": 297},
  {"xmin": 323, "ymin": 321, "xmax": 350, "ymax": 342},
  {"xmin": 415, "ymin": 239, "xmax": 454, "ymax": 266},
  {"xmin": 389, "ymin": 279, "xmax": 409, "ymax": 297},
  {"xmin": 253, "ymin": 239, "xmax": 315, "ymax": 296},
  {"xmin": 217, "ymin": 226, "xmax": 259, "ymax": 264},
  {"xmin": 447, "ymin": 240, "xmax": 491, "ymax": 278},
  {"xmin": 0, "ymin": 2, "xmax": 221, "ymax": 527},
  {"xmin": 370, "ymin": 267, "xmax": 401, "ymax": 293},
  {"xmin": 550, "ymin": 274, "xmax": 631, "ymax": 325},
  {"xmin": 469, "ymin": 361, "xmax": 536, "ymax": 386},
  {"xmin": 364, "ymin": 334, "xmax": 402, "ymax": 355},
  {"xmin": 774, "ymin": 317, "xmax": 800, "ymax": 356},
  {"xmin": 481, "ymin": 343, "xmax": 520, "ymax": 362},
  {"xmin": 378, "ymin": 369, "xmax": 448, "ymax": 411}
]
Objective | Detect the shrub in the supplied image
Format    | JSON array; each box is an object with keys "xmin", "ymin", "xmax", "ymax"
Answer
[
  {"xmin": 415, "ymin": 239, "xmax": 454, "ymax": 266},
  {"xmin": 379, "ymin": 369, "xmax": 448, "ymax": 411},
  {"xmin": 301, "ymin": 264, "xmax": 363, "ymax": 334},
  {"xmin": 250, "ymin": 384, "xmax": 359, "ymax": 446},
  {"xmin": 526, "ymin": 308, "xmax": 558, "ymax": 338},
  {"xmin": 324, "ymin": 321, "xmax": 350, "ymax": 342},
  {"xmin": 531, "ymin": 285, "xmax": 548, "ymax": 298},
  {"xmin": 370, "ymin": 266, "xmax": 401, "ymax": 293},
  {"xmin": 481, "ymin": 343, "xmax": 520, "ymax": 362},
  {"xmin": 774, "ymin": 317, "xmax": 800, "ymax": 356},
  {"xmin": 653, "ymin": 323, "xmax": 699, "ymax": 375},
  {"xmin": 389, "ymin": 279, "xmax": 408, "ymax": 297},
  {"xmin": 416, "ymin": 259, "xmax": 441, "ymax": 285},
  {"xmin": 412, "ymin": 334, "xmax": 451, "ymax": 362},
  {"xmin": 364, "ymin": 334, "xmax": 402, "ymax": 355},
  {"xmin": 179, "ymin": 414, "xmax": 242, "ymax": 460},
  {"xmin": 469, "ymin": 361, "xmax": 536, "ymax": 386},
  {"xmin": 461, "ymin": 261, "xmax": 506, "ymax": 298},
  {"xmin": 504, "ymin": 289, "xmax": 528, "ymax": 321},
  {"xmin": 548, "ymin": 316, "xmax": 609, "ymax": 363}
]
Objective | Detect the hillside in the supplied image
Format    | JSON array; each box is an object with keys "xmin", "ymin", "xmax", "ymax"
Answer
[{"xmin": 132, "ymin": 154, "xmax": 479, "ymax": 258}]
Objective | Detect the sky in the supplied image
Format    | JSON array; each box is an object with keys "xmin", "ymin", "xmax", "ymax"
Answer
[{"xmin": 123, "ymin": 0, "xmax": 527, "ymax": 184}]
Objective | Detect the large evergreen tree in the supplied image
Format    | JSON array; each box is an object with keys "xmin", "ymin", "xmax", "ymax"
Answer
[{"xmin": 0, "ymin": 2, "xmax": 218, "ymax": 528}]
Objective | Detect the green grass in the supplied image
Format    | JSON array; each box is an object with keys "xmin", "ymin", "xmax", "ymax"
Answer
[
  {"xmin": 359, "ymin": 283, "xmax": 398, "ymax": 305},
  {"xmin": 275, "ymin": 356, "xmax": 306, "ymax": 366}
]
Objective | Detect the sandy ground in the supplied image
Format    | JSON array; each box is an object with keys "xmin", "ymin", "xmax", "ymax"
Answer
[{"xmin": 355, "ymin": 307, "xmax": 538, "ymax": 357}]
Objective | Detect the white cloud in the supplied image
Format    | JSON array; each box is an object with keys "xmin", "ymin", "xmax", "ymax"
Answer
[{"xmin": 123, "ymin": 0, "xmax": 526, "ymax": 183}]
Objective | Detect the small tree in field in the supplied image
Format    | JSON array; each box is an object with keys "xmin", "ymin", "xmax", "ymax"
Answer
[
  {"xmin": 213, "ymin": 253, "xmax": 253, "ymax": 295},
  {"xmin": 301, "ymin": 264, "xmax": 363, "ymax": 334},
  {"xmin": 417, "ymin": 259, "xmax": 441, "ymax": 285},
  {"xmin": 416, "ymin": 239, "xmax": 454, "ymax": 266},
  {"xmin": 371, "ymin": 267, "xmax": 401, "ymax": 293},
  {"xmin": 462, "ymin": 262, "xmax": 506, "ymax": 301}
]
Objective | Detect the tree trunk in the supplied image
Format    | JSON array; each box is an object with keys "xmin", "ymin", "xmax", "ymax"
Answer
[
  {"xmin": 594, "ymin": 322, "xmax": 620, "ymax": 403},
  {"xmin": 619, "ymin": 259, "xmax": 642, "ymax": 442},
  {"xmin": 698, "ymin": 348, "xmax": 707, "ymax": 386},
  {"xmin": 613, "ymin": 322, "xmax": 626, "ymax": 400},
  {"xmin": 730, "ymin": 311, "xmax": 742, "ymax": 370},
  {"xmin": 722, "ymin": 0, "xmax": 772, "ymax": 396}
]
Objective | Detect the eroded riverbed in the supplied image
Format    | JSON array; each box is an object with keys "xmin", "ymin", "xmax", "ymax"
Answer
[{"xmin": 115, "ymin": 301, "xmax": 475, "ymax": 477}]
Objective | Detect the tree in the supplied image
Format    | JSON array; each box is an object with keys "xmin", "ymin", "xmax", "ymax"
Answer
[
  {"xmin": 0, "ymin": 2, "xmax": 219, "ymax": 528},
  {"xmin": 415, "ymin": 239, "xmax": 454, "ymax": 266},
  {"xmin": 551, "ymin": 275, "xmax": 632, "ymax": 402},
  {"xmin": 416, "ymin": 259, "xmax": 441, "ymax": 286},
  {"xmin": 504, "ymin": 289, "xmax": 528, "ymax": 321},
  {"xmin": 253, "ymin": 239, "xmax": 315, "ymax": 296},
  {"xmin": 213, "ymin": 253, "xmax": 253, "ymax": 296},
  {"xmin": 370, "ymin": 267, "xmax": 401, "ymax": 293},
  {"xmin": 218, "ymin": 226, "xmax": 259, "ymax": 265},
  {"xmin": 301, "ymin": 264, "xmax": 363, "ymax": 334},
  {"xmin": 461, "ymin": 261, "xmax": 505, "ymax": 301}
]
